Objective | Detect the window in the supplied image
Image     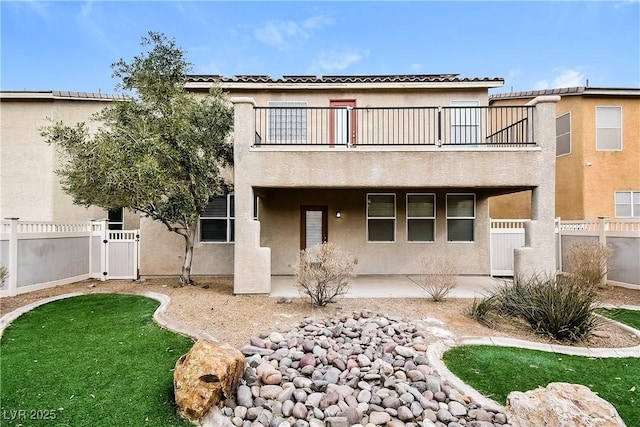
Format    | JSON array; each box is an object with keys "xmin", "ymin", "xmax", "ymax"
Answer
[
  {"xmin": 407, "ymin": 194, "xmax": 435, "ymax": 242},
  {"xmin": 268, "ymin": 101, "xmax": 307, "ymax": 142},
  {"xmin": 200, "ymin": 194, "xmax": 234, "ymax": 242},
  {"xmin": 596, "ymin": 106, "xmax": 622, "ymax": 150},
  {"xmin": 367, "ymin": 194, "xmax": 395, "ymax": 242},
  {"xmin": 450, "ymin": 100, "xmax": 480, "ymax": 144},
  {"xmin": 556, "ymin": 112, "xmax": 571, "ymax": 156},
  {"xmin": 447, "ymin": 194, "xmax": 475, "ymax": 242},
  {"xmin": 107, "ymin": 208, "xmax": 123, "ymax": 230},
  {"xmin": 615, "ymin": 191, "xmax": 640, "ymax": 218}
]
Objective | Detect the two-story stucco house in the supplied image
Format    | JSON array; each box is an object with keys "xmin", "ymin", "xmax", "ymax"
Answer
[
  {"xmin": 140, "ymin": 74, "xmax": 560, "ymax": 294},
  {"xmin": 489, "ymin": 86, "xmax": 640, "ymax": 220}
]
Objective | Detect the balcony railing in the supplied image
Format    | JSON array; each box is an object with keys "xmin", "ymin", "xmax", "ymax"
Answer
[{"xmin": 254, "ymin": 106, "xmax": 535, "ymax": 147}]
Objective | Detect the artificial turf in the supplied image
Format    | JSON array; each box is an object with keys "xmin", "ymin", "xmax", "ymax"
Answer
[
  {"xmin": 443, "ymin": 345, "xmax": 640, "ymax": 424},
  {"xmin": 597, "ymin": 307, "xmax": 640, "ymax": 330},
  {"xmin": 0, "ymin": 293, "xmax": 195, "ymax": 426}
]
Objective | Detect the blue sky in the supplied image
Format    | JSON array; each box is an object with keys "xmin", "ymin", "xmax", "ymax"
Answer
[{"xmin": 2, "ymin": 1, "xmax": 639, "ymax": 94}]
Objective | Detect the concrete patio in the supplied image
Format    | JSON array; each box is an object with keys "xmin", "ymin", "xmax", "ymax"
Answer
[{"xmin": 271, "ymin": 274, "xmax": 502, "ymax": 299}]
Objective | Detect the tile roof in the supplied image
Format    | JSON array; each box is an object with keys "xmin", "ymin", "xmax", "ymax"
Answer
[
  {"xmin": 187, "ymin": 74, "xmax": 504, "ymax": 84},
  {"xmin": 1, "ymin": 90, "xmax": 121, "ymax": 101},
  {"xmin": 490, "ymin": 86, "xmax": 640, "ymax": 100}
]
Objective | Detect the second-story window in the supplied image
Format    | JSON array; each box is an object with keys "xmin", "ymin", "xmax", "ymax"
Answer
[
  {"xmin": 596, "ymin": 106, "xmax": 622, "ymax": 151},
  {"xmin": 615, "ymin": 191, "xmax": 640, "ymax": 218},
  {"xmin": 367, "ymin": 194, "xmax": 395, "ymax": 242},
  {"xmin": 556, "ymin": 112, "xmax": 571, "ymax": 156},
  {"xmin": 268, "ymin": 101, "xmax": 307, "ymax": 143},
  {"xmin": 200, "ymin": 194, "xmax": 234, "ymax": 242}
]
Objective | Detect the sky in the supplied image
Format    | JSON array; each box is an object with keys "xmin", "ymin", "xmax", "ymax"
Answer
[{"xmin": 1, "ymin": 1, "xmax": 639, "ymax": 95}]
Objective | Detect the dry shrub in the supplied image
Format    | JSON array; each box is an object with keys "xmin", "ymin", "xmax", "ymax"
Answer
[
  {"xmin": 566, "ymin": 242, "xmax": 613, "ymax": 289},
  {"xmin": 295, "ymin": 242, "xmax": 357, "ymax": 306},
  {"xmin": 415, "ymin": 256, "xmax": 457, "ymax": 302},
  {"xmin": 0, "ymin": 266, "xmax": 7, "ymax": 286}
]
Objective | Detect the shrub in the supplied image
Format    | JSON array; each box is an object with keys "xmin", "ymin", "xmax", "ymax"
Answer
[
  {"xmin": 466, "ymin": 295, "xmax": 498, "ymax": 328},
  {"xmin": 498, "ymin": 274, "xmax": 601, "ymax": 342},
  {"xmin": 415, "ymin": 256, "xmax": 457, "ymax": 302},
  {"xmin": 295, "ymin": 242, "xmax": 357, "ymax": 306},
  {"xmin": 566, "ymin": 242, "xmax": 613, "ymax": 289}
]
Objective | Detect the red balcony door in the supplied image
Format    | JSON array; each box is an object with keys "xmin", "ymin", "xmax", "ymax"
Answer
[{"xmin": 329, "ymin": 100, "xmax": 356, "ymax": 146}]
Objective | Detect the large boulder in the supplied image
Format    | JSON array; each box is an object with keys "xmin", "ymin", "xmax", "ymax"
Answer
[
  {"xmin": 505, "ymin": 382, "xmax": 625, "ymax": 427},
  {"xmin": 174, "ymin": 340, "xmax": 246, "ymax": 422}
]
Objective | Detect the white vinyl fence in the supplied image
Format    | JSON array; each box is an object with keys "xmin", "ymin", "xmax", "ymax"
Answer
[
  {"xmin": 1, "ymin": 219, "xmax": 139, "ymax": 297},
  {"xmin": 490, "ymin": 219, "xmax": 526, "ymax": 276},
  {"xmin": 490, "ymin": 217, "xmax": 640, "ymax": 288}
]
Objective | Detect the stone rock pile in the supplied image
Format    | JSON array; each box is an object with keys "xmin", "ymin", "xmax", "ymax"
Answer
[{"xmin": 221, "ymin": 311, "xmax": 510, "ymax": 427}]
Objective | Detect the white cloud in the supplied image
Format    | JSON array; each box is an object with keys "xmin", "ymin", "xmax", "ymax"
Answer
[
  {"xmin": 410, "ymin": 63, "xmax": 424, "ymax": 73},
  {"xmin": 254, "ymin": 15, "xmax": 333, "ymax": 49},
  {"xmin": 309, "ymin": 49, "xmax": 368, "ymax": 73},
  {"xmin": 534, "ymin": 67, "xmax": 587, "ymax": 90}
]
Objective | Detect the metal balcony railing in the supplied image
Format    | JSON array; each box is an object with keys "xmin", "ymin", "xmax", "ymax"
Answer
[{"xmin": 254, "ymin": 106, "xmax": 535, "ymax": 147}]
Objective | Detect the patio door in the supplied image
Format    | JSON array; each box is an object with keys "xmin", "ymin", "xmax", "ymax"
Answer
[
  {"xmin": 330, "ymin": 100, "xmax": 356, "ymax": 146},
  {"xmin": 300, "ymin": 206, "xmax": 328, "ymax": 250}
]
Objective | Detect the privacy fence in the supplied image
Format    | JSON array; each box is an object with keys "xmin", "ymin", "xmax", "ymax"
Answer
[
  {"xmin": 490, "ymin": 217, "xmax": 640, "ymax": 288},
  {"xmin": 0, "ymin": 219, "xmax": 139, "ymax": 297}
]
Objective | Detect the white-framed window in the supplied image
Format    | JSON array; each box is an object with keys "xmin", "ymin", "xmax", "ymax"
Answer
[
  {"xmin": 556, "ymin": 112, "xmax": 571, "ymax": 156},
  {"xmin": 446, "ymin": 193, "xmax": 475, "ymax": 242},
  {"xmin": 367, "ymin": 193, "xmax": 395, "ymax": 242},
  {"xmin": 268, "ymin": 101, "xmax": 307, "ymax": 142},
  {"xmin": 200, "ymin": 194, "xmax": 234, "ymax": 242},
  {"xmin": 450, "ymin": 100, "xmax": 480, "ymax": 144},
  {"xmin": 407, "ymin": 193, "xmax": 435, "ymax": 242},
  {"xmin": 615, "ymin": 191, "xmax": 640, "ymax": 218},
  {"xmin": 596, "ymin": 106, "xmax": 622, "ymax": 150},
  {"xmin": 107, "ymin": 208, "xmax": 124, "ymax": 230}
]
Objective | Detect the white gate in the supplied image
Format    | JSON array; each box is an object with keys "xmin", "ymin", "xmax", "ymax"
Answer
[
  {"xmin": 490, "ymin": 219, "xmax": 526, "ymax": 276},
  {"xmin": 103, "ymin": 229, "xmax": 139, "ymax": 280}
]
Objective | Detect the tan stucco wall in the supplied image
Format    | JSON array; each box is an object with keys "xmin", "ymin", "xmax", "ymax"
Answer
[
  {"xmin": 0, "ymin": 97, "xmax": 106, "ymax": 222},
  {"xmin": 490, "ymin": 94, "xmax": 640, "ymax": 220},
  {"xmin": 579, "ymin": 97, "xmax": 640, "ymax": 219},
  {"xmin": 259, "ymin": 188, "xmax": 490, "ymax": 275},
  {"xmin": 139, "ymin": 216, "xmax": 233, "ymax": 276}
]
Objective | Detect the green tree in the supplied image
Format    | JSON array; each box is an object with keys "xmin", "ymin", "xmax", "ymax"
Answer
[{"xmin": 41, "ymin": 32, "xmax": 233, "ymax": 285}]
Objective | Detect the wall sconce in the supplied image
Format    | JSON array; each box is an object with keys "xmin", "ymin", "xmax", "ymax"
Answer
[{"xmin": 336, "ymin": 210, "xmax": 342, "ymax": 218}]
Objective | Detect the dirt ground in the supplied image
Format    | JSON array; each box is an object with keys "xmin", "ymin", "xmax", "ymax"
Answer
[{"xmin": 1, "ymin": 276, "xmax": 639, "ymax": 349}]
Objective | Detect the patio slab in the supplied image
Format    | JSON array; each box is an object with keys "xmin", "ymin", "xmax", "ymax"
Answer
[{"xmin": 270, "ymin": 274, "xmax": 498, "ymax": 299}]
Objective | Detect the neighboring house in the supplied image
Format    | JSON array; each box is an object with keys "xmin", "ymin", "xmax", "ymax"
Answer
[
  {"xmin": 0, "ymin": 91, "xmax": 139, "ymax": 229},
  {"xmin": 140, "ymin": 74, "xmax": 560, "ymax": 294},
  {"xmin": 489, "ymin": 87, "xmax": 640, "ymax": 220}
]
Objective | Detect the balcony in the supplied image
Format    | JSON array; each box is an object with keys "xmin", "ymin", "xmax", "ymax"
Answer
[{"xmin": 254, "ymin": 105, "xmax": 535, "ymax": 148}]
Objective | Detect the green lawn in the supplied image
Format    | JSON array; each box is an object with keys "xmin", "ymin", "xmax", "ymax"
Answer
[
  {"xmin": 0, "ymin": 294, "xmax": 194, "ymax": 426},
  {"xmin": 443, "ymin": 345, "xmax": 640, "ymax": 424},
  {"xmin": 597, "ymin": 308, "xmax": 640, "ymax": 330}
]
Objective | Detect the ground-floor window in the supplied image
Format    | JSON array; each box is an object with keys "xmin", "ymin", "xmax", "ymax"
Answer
[
  {"xmin": 367, "ymin": 193, "xmax": 395, "ymax": 242},
  {"xmin": 446, "ymin": 193, "xmax": 475, "ymax": 242},
  {"xmin": 200, "ymin": 194, "xmax": 234, "ymax": 242},
  {"xmin": 407, "ymin": 193, "xmax": 435, "ymax": 242},
  {"xmin": 615, "ymin": 191, "xmax": 640, "ymax": 217},
  {"xmin": 107, "ymin": 208, "xmax": 124, "ymax": 230}
]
